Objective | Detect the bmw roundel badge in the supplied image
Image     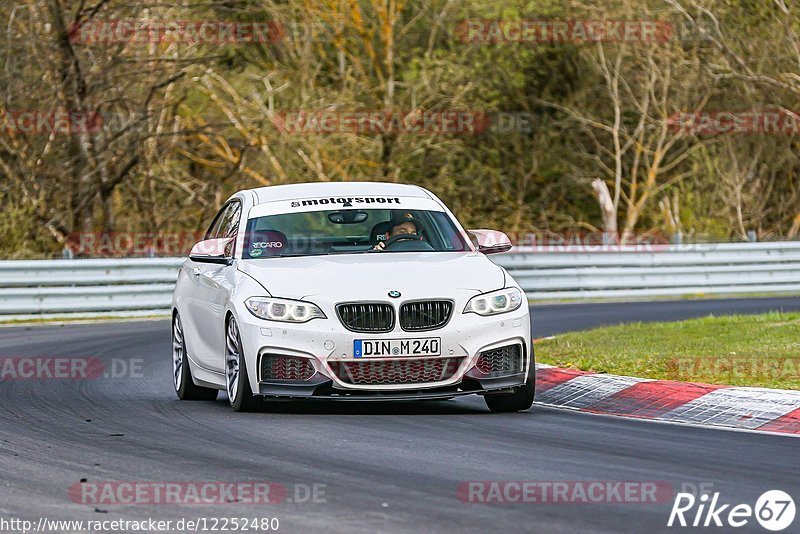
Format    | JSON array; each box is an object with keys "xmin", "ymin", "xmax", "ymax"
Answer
[{"xmin": 388, "ymin": 290, "xmax": 401, "ymax": 298}]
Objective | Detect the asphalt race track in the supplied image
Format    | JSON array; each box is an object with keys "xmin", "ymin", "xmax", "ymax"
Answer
[{"xmin": 1, "ymin": 297, "xmax": 799, "ymax": 533}]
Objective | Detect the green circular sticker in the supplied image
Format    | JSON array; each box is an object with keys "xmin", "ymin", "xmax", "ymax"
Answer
[{"xmin": 250, "ymin": 248, "xmax": 263, "ymax": 257}]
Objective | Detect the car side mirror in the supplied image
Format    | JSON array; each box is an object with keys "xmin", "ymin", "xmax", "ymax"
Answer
[
  {"xmin": 467, "ymin": 229, "xmax": 513, "ymax": 255},
  {"xmin": 189, "ymin": 237, "xmax": 234, "ymax": 265}
]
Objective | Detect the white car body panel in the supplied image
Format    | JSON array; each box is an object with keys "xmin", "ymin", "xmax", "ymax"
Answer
[{"xmin": 236, "ymin": 252, "xmax": 504, "ymax": 299}]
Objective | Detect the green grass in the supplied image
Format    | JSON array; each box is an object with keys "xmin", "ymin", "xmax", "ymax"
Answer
[
  {"xmin": 528, "ymin": 290, "xmax": 800, "ymax": 305},
  {"xmin": 535, "ymin": 312, "xmax": 800, "ymax": 390}
]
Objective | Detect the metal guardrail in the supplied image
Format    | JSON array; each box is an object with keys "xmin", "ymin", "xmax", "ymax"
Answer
[
  {"xmin": 503, "ymin": 241, "xmax": 800, "ymax": 300},
  {"xmin": 0, "ymin": 258, "xmax": 182, "ymax": 318},
  {"xmin": 2, "ymin": 242, "xmax": 800, "ymax": 319}
]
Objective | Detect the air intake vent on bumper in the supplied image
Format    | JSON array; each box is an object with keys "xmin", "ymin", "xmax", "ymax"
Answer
[
  {"xmin": 260, "ymin": 354, "xmax": 316, "ymax": 381},
  {"xmin": 330, "ymin": 357, "xmax": 463, "ymax": 386},
  {"xmin": 476, "ymin": 345, "xmax": 523, "ymax": 376}
]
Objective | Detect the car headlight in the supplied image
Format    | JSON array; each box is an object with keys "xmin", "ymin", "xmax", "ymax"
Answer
[
  {"xmin": 245, "ymin": 297, "xmax": 326, "ymax": 323},
  {"xmin": 463, "ymin": 287, "xmax": 523, "ymax": 316}
]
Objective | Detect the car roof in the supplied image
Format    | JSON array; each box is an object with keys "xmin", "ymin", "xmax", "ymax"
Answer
[{"xmin": 248, "ymin": 181, "xmax": 432, "ymax": 205}]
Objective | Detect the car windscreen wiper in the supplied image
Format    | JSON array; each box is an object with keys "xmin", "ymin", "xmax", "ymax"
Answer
[
  {"xmin": 274, "ymin": 251, "xmax": 369, "ymax": 257},
  {"xmin": 249, "ymin": 250, "xmax": 374, "ymax": 258},
  {"xmin": 275, "ymin": 252, "xmax": 330, "ymax": 258}
]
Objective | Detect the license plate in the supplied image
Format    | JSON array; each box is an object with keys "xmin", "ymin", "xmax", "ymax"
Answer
[{"xmin": 354, "ymin": 338, "xmax": 441, "ymax": 358}]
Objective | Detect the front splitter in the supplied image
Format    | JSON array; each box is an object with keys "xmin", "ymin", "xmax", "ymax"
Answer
[{"xmin": 257, "ymin": 374, "xmax": 527, "ymax": 401}]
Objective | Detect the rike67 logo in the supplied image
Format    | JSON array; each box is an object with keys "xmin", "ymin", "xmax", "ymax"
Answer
[{"xmin": 668, "ymin": 490, "xmax": 795, "ymax": 531}]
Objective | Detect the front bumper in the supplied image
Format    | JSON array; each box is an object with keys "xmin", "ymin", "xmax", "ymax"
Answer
[{"xmin": 234, "ymin": 299, "xmax": 532, "ymax": 397}]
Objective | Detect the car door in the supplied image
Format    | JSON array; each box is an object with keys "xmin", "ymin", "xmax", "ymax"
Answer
[{"xmin": 185, "ymin": 201, "xmax": 241, "ymax": 372}]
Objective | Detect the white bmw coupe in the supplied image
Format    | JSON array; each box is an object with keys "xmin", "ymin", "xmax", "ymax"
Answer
[{"xmin": 171, "ymin": 182, "xmax": 534, "ymax": 412}]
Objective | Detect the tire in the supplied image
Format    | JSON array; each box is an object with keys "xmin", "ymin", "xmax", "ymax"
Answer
[
  {"xmin": 172, "ymin": 313, "xmax": 218, "ymax": 401},
  {"xmin": 225, "ymin": 317, "xmax": 263, "ymax": 412},
  {"xmin": 484, "ymin": 352, "xmax": 536, "ymax": 413}
]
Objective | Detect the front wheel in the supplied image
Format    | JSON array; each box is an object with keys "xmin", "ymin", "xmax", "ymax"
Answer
[
  {"xmin": 484, "ymin": 380, "xmax": 535, "ymax": 413},
  {"xmin": 225, "ymin": 317, "xmax": 263, "ymax": 412},
  {"xmin": 484, "ymin": 354, "xmax": 536, "ymax": 413},
  {"xmin": 172, "ymin": 313, "xmax": 218, "ymax": 401}
]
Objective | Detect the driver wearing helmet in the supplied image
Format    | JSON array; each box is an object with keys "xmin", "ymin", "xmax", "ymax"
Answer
[{"xmin": 372, "ymin": 213, "xmax": 425, "ymax": 251}]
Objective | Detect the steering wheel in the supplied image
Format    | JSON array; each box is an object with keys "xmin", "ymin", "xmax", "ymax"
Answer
[{"xmin": 372, "ymin": 233, "xmax": 422, "ymax": 251}]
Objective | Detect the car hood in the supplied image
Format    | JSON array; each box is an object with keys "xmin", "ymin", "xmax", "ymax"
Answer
[{"xmin": 237, "ymin": 252, "xmax": 506, "ymax": 301}]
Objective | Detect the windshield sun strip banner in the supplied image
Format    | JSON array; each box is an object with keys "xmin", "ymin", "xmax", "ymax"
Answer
[{"xmin": 247, "ymin": 196, "xmax": 445, "ymax": 219}]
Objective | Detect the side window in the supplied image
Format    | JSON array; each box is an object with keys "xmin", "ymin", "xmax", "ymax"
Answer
[
  {"xmin": 220, "ymin": 202, "xmax": 242, "ymax": 239},
  {"xmin": 204, "ymin": 201, "xmax": 242, "ymax": 241},
  {"xmin": 204, "ymin": 205, "xmax": 229, "ymax": 240},
  {"xmin": 221, "ymin": 202, "xmax": 242, "ymax": 257}
]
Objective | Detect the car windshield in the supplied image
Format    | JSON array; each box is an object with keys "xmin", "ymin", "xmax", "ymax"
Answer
[{"xmin": 242, "ymin": 209, "xmax": 469, "ymax": 259}]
